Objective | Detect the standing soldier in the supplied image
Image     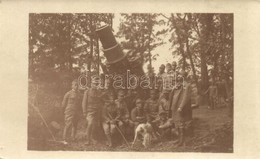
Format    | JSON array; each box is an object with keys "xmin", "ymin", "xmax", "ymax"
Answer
[
  {"xmin": 171, "ymin": 61, "xmax": 177, "ymax": 73},
  {"xmin": 144, "ymin": 89, "xmax": 159, "ymax": 123},
  {"xmin": 204, "ymin": 81, "xmax": 218, "ymax": 109},
  {"xmin": 157, "ymin": 64, "xmax": 166, "ymax": 93},
  {"xmin": 82, "ymin": 80, "xmax": 106, "ymax": 145},
  {"xmin": 171, "ymin": 61, "xmax": 178, "ymax": 87},
  {"xmin": 169, "ymin": 71, "xmax": 192, "ymax": 147},
  {"xmin": 216, "ymin": 76, "xmax": 229, "ymax": 106},
  {"xmin": 62, "ymin": 79, "xmax": 81, "ymax": 144},
  {"xmin": 146, "ymin": 64, "xmax": 156, "ymax": 88}
]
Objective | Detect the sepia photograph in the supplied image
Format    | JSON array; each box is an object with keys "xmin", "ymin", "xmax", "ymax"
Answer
[{"xmin": 28, "ymin": 13, "xmax": 233, "ymax": 152}]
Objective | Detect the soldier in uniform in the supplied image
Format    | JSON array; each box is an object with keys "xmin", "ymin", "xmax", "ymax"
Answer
[
  {"xmin": 146, "ymin": 64, "xmax": 155, "ymax": 80},
  {"xmin": 171, "ymin": 61, "xmax": 177, "ymax": 74},
  {"xmin": 124, "ymin": 89, "xmax": 137, "ymax": 114},
  {"xmin": 162, "ymin": 63, "xmax": 175, "ymax": 93},
  {"xmin": 158, "ymin": 90, "xmax": 171, "ymax": 118},
  {"xmin": 102, "ymin": 93, "xmax": 118, "ymax": 147},
  {"xmin": 216, "ymin": 77, "xmax": 229, "ymax": 106},
  {"xmin": 152, "ymin": 111, "xmax": 174, "ymax": 140},
  {"xmin": 157, "ymin": 64, "xmax": 166, "ymax": 93},
  {"xmin": 131, "ymin": 98, "xmax": 146, "ymax": 129},
  {"xmin": 144, "ymin": 89, "xmax": 159, "ymax": 123},
  {"xmin": 82, "ymin": 79, "xmax": 107, "ymax": 145},
  {"xmin": 114, "ymin": 90, "xmax": 132, "ymax": 135},
  {"xmin": 204, "ymin": 80, "xmax": 218, "ymax": 109},
  {"xmin": 169, "ymin": 71, "xmax": 192, "ymax": 147},
  {"xmin": 62, "ymin": 79, "xmax": 81, "ymax": 143}
]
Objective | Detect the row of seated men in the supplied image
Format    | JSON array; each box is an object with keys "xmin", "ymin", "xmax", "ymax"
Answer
[{"xmin": 62, "ymin": 76, "xmax": 193, "ymax": 147}]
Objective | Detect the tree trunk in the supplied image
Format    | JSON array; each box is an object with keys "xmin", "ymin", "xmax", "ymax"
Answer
[
  {"xmin": 88, "ymin": 14, "xmax": 93, "ymax": 73},
  {"xmin": 179, "ymin": 39, "xmax": 186, "ymax": 71},
  {"xmin": 148, "ymin": 14, "xmax": 152, "ymax": 67},
  {"xmin": 200, "ymin": 50, "xmax": 209, "ymax": 92},
  {"xmin": 96, "ymin": 37, "xmax": 100, "ymax": 75},
  {"xmin": 186, "ymin": 38, "xmax": 198, "ymax": 88},
  {"xmin": 199, "ymin": 14, "xmax": 213, "ymax": 104}
]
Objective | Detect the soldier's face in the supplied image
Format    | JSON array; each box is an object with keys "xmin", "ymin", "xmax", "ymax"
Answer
[
  {"xmin": 136, "ymin": 99, "xmax": 143, "ymax": 109},
  {"xmin": 166, "ymin": 66, "xmax": 172, "ymax": 72},
  {"xmin": 72, "ymin": 83, "xmax": 78, "ymax": 90},
  {"xmin": 118, "ymin": 94, "xmax": 124, "ymax": 100},
  {"xmin": 159, "ymin": 67, "xmax": 165, "ymax": 73},
  {"xmin": 172, "ymin": 64, "xmax": 177, "ymax": 70},
  {"xmin": 160, "ymin": 115, "xmax": 167, "ymax": 121}
]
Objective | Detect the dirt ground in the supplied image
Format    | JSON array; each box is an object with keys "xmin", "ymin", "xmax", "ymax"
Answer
[{"xmin": 28, "ymin": 98, "xmax": 233, "ymax": 152}]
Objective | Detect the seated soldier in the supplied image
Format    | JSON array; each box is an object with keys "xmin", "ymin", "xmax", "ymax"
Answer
[
  {"xmin": 125, "ymin": 89, "xmax": 137, "ymax": 114},
  {"xmin": 102, "ymin": 93, "xmax": 118, "ymax": 147},
  {"xmin": 131, "ymin": 98, "xmax": 146, "ymax": 129},
  {"xmin": 152, "ymin": 111, "xmax": 174, "ymax": 140},
  {"xmin": 115, "ymin": 90, "xmax": 132, "ymax": 135},
  {"xmin": 144, "ymin": 89, "xmax": 159, "ymax": 123}
]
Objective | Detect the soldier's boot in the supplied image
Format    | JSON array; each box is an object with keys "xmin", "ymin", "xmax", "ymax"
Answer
[
  {"xmin": 85, "ymin": 123, "xmax": 94, "ymax": 145},
  {"xmin": 62, "ymin": 126, "xmax": 69, "ymax": 143},
  {"xmin": 85, "ymin": 136, "xmax": 91, "ymax": 145},
  {"xmin": 85, "ymin": 130, "xmax": 93, "ymax": 145},
  {"xmin": 105, "ymin": 134, "xmax": 113, "ymax": 147},
  {"xmin": 172, "ymin": 128, "xmax": 180, "ymax": 144},
  {"xmin": 176, "ymin": 128, "xmax": 185, "ymax": 147},
  {"xmin": 85, "ymin": 135, "xmax": 98, "ymax": 145},
  {"xmin": 71, "ymin": 127, "xmax": 77, "ymax": 141}
]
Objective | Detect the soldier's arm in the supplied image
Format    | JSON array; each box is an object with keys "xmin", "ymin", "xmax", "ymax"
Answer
[
  {"xmin": 159, "ymin": 99, "xmax": 166, "ymax": 111},
  {"xmin": 179, "ymin": 84, "xmax": 191, "ymax": 110},
  {"xmin": 204, "ymin": 87, "xmax": 209, "ymax": 95},
  {"xmin": 159, "ymin": 119, "xmax": 172, "ymax": 129},
  {"xmin": 82, "ymin": 90, "xmax": 88, "ymax": 117}
]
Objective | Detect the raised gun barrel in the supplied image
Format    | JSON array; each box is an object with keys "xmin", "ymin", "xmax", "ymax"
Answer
[
  {"xmin": 96, "ymin": 25, "xmax": 144, "ymax": 76},
  {"xmin": 96, "ymin": 24, "xmax": 147, "ymax": 98},
  {"xmin": 96, "ymin": 25, "xmax": 129, "ymax": 74}
]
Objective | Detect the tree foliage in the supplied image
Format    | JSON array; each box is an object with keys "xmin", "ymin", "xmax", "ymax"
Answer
[
  {"xmin": 29, "ymin": 13, "xmax": 233, "ymax": 94},
  {"xmin": 163, "ymin": 13, "xmax": 233, "ymax": 89},
  {"xmin": 116, "ymin": 13, "xmax": 164, "ymax": 66},
  {"xmin": 29, "ymin": 13, "xmax": 113, "ymax": 82}
]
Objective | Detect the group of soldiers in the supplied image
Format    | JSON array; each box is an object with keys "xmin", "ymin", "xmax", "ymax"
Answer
[{"xmin": 61, "ymin": 61, "xmax": 194, "ymax": 148}]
